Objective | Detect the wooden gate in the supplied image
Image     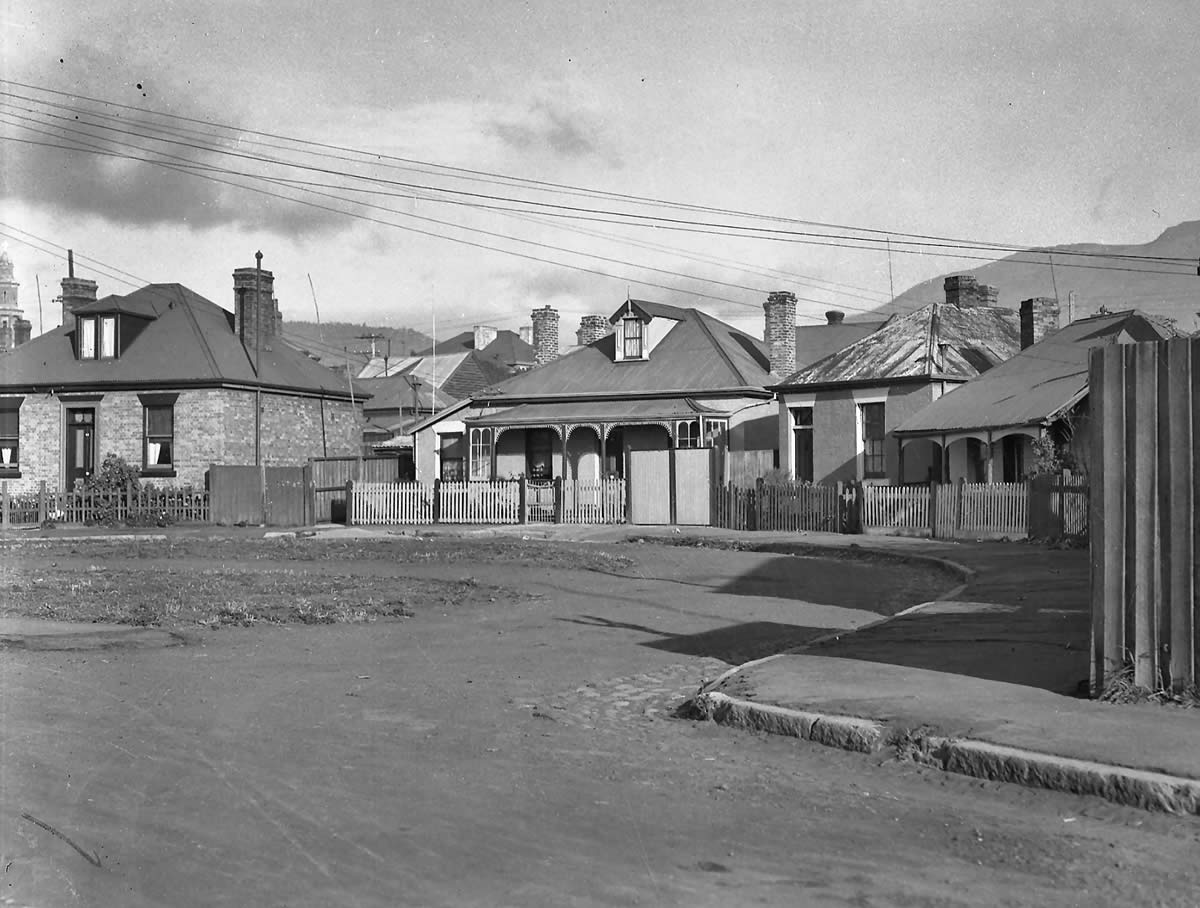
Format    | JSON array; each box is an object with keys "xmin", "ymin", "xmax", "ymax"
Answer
[
  {"xmin": 627, "ymin": 449, "xmax": 672, "ymax": 525},
  {"xmin": 208, "ymin": 464, "xmax": 308, "ymax": 526},
  {"xmin": 673, "ymin": 448, "xmax": 712, "ymax": 525},
  {"xmin": 310, "ymin": 456, "xmax": 401, "ymax": 523}
]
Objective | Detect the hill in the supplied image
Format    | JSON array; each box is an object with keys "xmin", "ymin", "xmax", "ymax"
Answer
[
  {"xmin": 889, "ymin": 220, "xmax": 1200, "ymax": 328},
  {"xmin": 281, "ymin": 321, "xmax": 434, "ymax": 369}
]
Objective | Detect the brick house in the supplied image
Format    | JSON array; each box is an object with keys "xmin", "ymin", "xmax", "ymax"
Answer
[
  {"xmin": 0, "ymin": 260, "xmax": 365, "ymax": 493},
  {"xmin": 772, "ymin": 276, "xmax": 1024, "ymax": 485}
]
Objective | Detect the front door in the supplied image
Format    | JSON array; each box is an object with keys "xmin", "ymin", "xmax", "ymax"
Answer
[{"xmin": 65, "ymin": 407, "xmax": 96, "ymax": 487}]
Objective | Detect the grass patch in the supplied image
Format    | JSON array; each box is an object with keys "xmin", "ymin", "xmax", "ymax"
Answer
[
  {"xmin": 0, "ymin": 563, "xmax": 519, "ymax": 629},
  {"xmin": 1097, "ymin": 665, "xmax": 1200, "ymax": 708}
]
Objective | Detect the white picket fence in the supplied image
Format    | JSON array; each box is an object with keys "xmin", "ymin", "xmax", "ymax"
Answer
[
  {"xmin": 861, "ymin": 484, "xmax": 930, "ymax": 535},
  {"xmin": 559, "ymin": 479, "xmax": 627, "ymax": 525},
  {"xmin": 351, "ymin": 482, "xmax": 434, "ymax": 525},
  {"xmin": 960, "ymin": 481, "xmax": 1027, "ymax": 536},
  {"xmin": 438, "ymin": 481, "xmax": 522, "ymax": 524},
  {"xmin": 348, "ymin": 478, "xmax": 626, "ymax": 526}
]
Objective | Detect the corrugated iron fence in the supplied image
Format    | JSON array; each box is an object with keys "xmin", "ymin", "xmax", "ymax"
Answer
[{"xmin": 1090, "ymin": 338, "xmax": 1198, "ymax": 693}]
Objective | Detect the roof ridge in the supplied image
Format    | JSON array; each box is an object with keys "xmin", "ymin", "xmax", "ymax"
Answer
[{"xmin": 691, "ymin": 309, "xmax": 748, "ymax": 385}]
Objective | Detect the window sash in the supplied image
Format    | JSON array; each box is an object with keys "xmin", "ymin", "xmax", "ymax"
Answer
[
  {"xmin": 144, "ymin": 404, "xmax": 174, "ymax": 468},
  {"xmin": 79, "ymin": 316, "xmax": 96, "ymax": 358},
  {"xmin": 469, "ymin": 428, "xmax": 492, "ymax": 480},
  {"xmin": 622, "ymin": 318, "xmax": 643, "ymax": 358},
  {"xmin": 860, "ymin": 403, "xmax": 886, "ymax": 477},
  {"xmin": 99, "ymin": 316, "xmax": 116, "ymax": 358},
  {"xmin": 0, "ymin": 406, "xmax": 19, "ymax": 468},
  {"xmin": 676, "ymin": 420, "xmax": 700, "ymax": 448}
]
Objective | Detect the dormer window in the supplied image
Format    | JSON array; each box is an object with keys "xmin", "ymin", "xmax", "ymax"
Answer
[
  {"xmin": 622, "ymin": 317, "xmax": 644, "ymax": 359},
  {"xmin": 77, "ymin": 314, "xmax": 117, "ymax": 360}
]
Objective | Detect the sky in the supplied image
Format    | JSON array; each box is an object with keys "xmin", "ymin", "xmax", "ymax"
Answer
[{"xmin": 2, "ymin": 0, "xmax": 1199, "ymax": 346}]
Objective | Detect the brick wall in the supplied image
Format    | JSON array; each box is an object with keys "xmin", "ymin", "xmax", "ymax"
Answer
[
  {"xmin": 531, "ymin": 306, "xmax": 560, "ymax": 366},
  {"xmin": 1019, "ymin": 297, "xmax": 1061, "ymax": 349},
  {"xmin": 1, "ymin": 387, "xmax": 363, "ymax": 494}
]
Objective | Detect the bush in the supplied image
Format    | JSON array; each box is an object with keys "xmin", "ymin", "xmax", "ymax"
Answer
[{"xmin": 80, "ymin": 453, "xmax": 142, "ymax": 526}]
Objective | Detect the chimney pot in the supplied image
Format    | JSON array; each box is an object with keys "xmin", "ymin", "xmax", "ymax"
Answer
[
  {"xmin": 1019, "ymin": 297, "xmax": 1060, "ymax": 349},
  {"xmin": 764, "ymin": 290, "xmax": 798, "ymax": 377},
  {"xmin": 825, "ymin": 310, "xmax": 846, "ymax": 325},
  {"xmin": 233, "ymin": 264, "xmax": 277, "ymax": 351},
  {"xmin": 530, "ymin": 306, "xmax": 560, "ymax": 366},
  {"xmin": 473, "ymin": 325, "xmax": 498, "ymax": 351},
  {"xmin": 944, "ymin": 274, "xmax": 980, "ymax": 308}
]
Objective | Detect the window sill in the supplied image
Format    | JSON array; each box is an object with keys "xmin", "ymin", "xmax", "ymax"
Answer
[
  {"xmin": 0, "ymin": 470, "xmax": 22, "ymax": 479},
  {"xmin": 141, "ymin": 469, "xmax": 177, "ymax": 478}
]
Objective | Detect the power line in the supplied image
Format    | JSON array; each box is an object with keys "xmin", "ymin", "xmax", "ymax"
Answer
[{"xmin": 1, "ymin": 81, "xmax": 1195, "ymax": 268}]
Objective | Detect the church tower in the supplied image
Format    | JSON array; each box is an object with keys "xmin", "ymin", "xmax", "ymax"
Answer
[{"xmin": 0, "ymin": 249, "xmax": 33, "ymax": 353}]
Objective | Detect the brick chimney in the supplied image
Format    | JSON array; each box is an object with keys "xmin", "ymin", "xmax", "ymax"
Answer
[
  {"xmin": 944, "ymin": 275, "xmax": 980, "ymax": 308},
  {"xmin": 1019, "ymin": 297, "xmax": 1060, "ymax": 349},
  {"xmin": 233, "ymin": 261, "xmax": 278, "ymax": 353},
  {"xmin": 825, "ymin": 310, "xmax": 845, "ymax": 325},
  {"xmin": 576, "ymin": 314, "xmax": 611, "ymax": 346},
  {"xmin": 977, "ymin": 284, "xmax": 998, "ymax": 307},
  {"xmin": 473, "ymin": 325, "xmax": 498, "ymax": 351},
  {"xmin": 763, "ymin": 290, "xmax": 797, "ymax": 376},
  {"xmin": 60, "ymin": 250, "xmax": 98, "ymax": 325},
  {"xmin": 531, "ymin": 306, "xmax": 560, "ymax": 366}
]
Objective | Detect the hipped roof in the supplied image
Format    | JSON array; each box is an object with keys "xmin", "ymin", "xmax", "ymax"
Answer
[
  {"xmin": 775, "ymin": 303, "xmax": 1020, "ymax": 388},
  {"xmin": 894, "ymin": 310, "xmax": 1180, "ymax": 435},
  {"xmin": 0, "ymin": 283, "xmax": 364, "ymax": 399}
]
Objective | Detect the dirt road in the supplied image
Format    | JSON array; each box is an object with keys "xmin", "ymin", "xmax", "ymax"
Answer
[{"xmin": 1, "ymin": 537, "xmax": 1197, "ymax": 907}]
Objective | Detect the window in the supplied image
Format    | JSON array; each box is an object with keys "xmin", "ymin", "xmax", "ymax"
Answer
[
  {"xmin": 704, "ymin": 418, "xmax": 729, "ymax": 447},
  {"xmin": 469, "ymin": 428, "xmax": 493, "ymax": 480},
  {"xmin": 138, "ymin": 393, "xmax": 178, "ymax": 474},
  {"xmin": 76, "ymin": 314, "xmax": 118, "ymax": 360},
  {"xmin": 791, "ymin": 406, "xmax": 814, "ymax": 482},
  {"xmin": 440, "ymin": 433, "xmax": 464, "ymax": 481},
  {"xmin": 622, "ymin": 317, "xmax": 644, "ymax": 359},
  {"xmin": 676, "ymin": 419, "xmax": 700, "ymax": 448},
  {"xmin": 0, "ymin": 401, "xmax": 20, "ymax": 473},
  {"xmin": 78, "ymin": 316, "xmax": 96, "ymax": 358},
  {"xmin": 860, "ymin": 402, "xmax": 886, "ymax": 478},
  {"xmin": 144, "ymin": 406, "xmax": 174, "ymax": 471}
]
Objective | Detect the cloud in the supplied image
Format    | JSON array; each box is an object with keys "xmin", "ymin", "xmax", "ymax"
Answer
[{"xmin": 490, "ymin": 100, "xmax": 621, "ymax": 166}]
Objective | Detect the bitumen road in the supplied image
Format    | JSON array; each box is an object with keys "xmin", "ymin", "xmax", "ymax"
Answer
[{"xmin": 1, "ymin": 535, "xmax": 1198, "ymax": 907}]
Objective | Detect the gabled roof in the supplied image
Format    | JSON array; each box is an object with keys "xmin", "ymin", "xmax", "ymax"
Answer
[
  {"xmin": 793, "ymin": 320, "xmax": 886, "ymax": 372},
  {"xmin": 479, "ymin": 330, "xmax": 535, "ymax": 366},
  {"xmin": 476, "ymin": 304, "xmax": 772, "ymax": 400},
  {"xmin": 357, "ymin": 375, "xmax": 455, "ymax": 412},
  {"xmin": 0, "ymin": 283, "xmax": 362, "ymax": 399},
  {"xmin": 611, "ymin": 298, "xmax": 690, "ymax": 323},
  {"xmin": 775, "ymin": 303, "xmax": 1019, "ymax": 388},
  {"xmin": 894, "ymin": 310, "xmax": 1180, "ymax": 435}
]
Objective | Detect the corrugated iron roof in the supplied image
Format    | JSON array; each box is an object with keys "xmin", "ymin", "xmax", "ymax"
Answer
[
  {"xmin": 776, "ymin": 303, "xmax": 1020, "ymax": 388},
  {"xmin": 0, "ymin": 283, "xmax": 361, "ymax": 399},
  {"xmin": 894, "ymin": 310, "xmax": 1180, "ymax": 434},
  {"xmin": 476, "ymin": 304, "xmax": 772, "ymax": 400}
]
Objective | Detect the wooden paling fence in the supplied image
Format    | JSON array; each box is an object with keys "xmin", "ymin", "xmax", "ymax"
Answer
[
  {"xmin": 1090, "ymin": 338, "xmax": 1199, "ymax": 693},
  {"xmin": 0, "ymin": 480, "xmax": 210, "ymax": 526},
  {"xmin": 438, "ymin": 481, "xmax": 522, "ymax": 524},
  {"xmin": 712, "ymin": 481, "xmax": 839, "ymax": 532}
]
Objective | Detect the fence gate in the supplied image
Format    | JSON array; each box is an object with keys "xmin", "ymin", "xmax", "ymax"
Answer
[
  {"xmin": 673, "ymin": 448, "xmax": 712, "ymax": 525},
  {"xmin": 627, "ymin": 449, "xmax": 672, "ymax": 525},
  {"xmin": 310, "ymin": 456, "xmax": 401, "ymax": 523},
  {"xmin": 208, "ymin": 464, "xmax": 308, "ymax": 526}
]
